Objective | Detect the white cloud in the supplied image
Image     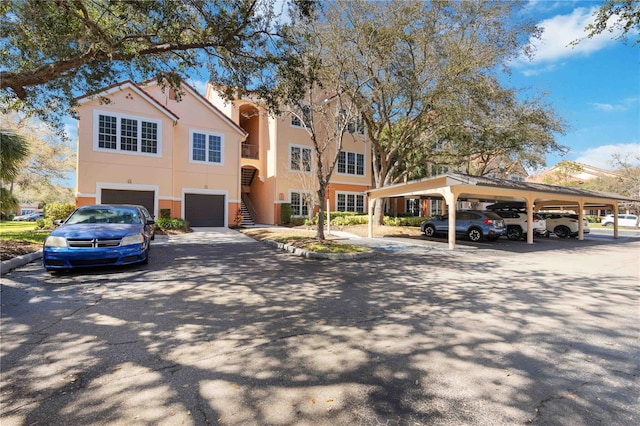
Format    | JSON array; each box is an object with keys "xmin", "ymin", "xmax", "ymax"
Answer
[
  {"xmin": 515, "ymin": 6, "xmax": 619, "ymax": 69},
  {"xmin": 574, "ymin": 143, "xmax": 640, "ymax": 169},
  {"xmin": 589, "ymin": 97, "xmax": 639, "ymax": 112}
]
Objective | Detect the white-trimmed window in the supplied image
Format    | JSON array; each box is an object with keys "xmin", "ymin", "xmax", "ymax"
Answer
[
  {"xmin": 406, "ymin": 199, "xmax": 420, "ymax": 216},
  {"xmin": 290, "ymin": 191, "xmax": 312, "ymax": 217},
  {"xmin": 190, "ymin": 130, "xmax": 223, "ymax": 164},
  {"xmin": 94, "ymin": 110, "xmax": 161, "ymax": 155},
  {"xmin": 430, "ymin": 199, "xmax": 443, "ymax": 216},
  {"xmin": 336, "ymin": 192, "xmax": 365, "ymax": 213},
  {"xmin": 290, "ymin": 145, "xmax": 312, "ymax": 172},
  {"xmin": 291, "ymin": 105, "xmax": 311, "ymax": 127},
  {"xmin": 337, "ymin": 151, "xmax": 365, "ymax": 176}
]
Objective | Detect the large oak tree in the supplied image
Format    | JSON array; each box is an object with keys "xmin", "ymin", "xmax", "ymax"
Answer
[
  {"xmin": 308, "ymin": 0, "xmax": 566, "ymax": 223},
  {"xmin": 1, "ymin": 0, "xmax": 309, "ymax": 130}
]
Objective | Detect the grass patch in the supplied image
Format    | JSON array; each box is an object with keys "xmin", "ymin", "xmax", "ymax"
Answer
[
  {"xmin": 0, "ymin": 221, "xmax": 49, "ymax": 243},
  {"xmin": 239, "ymin": 228, "xmax": 370, "ymax": 254}
]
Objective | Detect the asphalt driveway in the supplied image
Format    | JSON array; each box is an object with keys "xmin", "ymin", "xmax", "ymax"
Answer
[{"xmin": 1, "ymin": 228, "xmax": 639, "ymax": 425}]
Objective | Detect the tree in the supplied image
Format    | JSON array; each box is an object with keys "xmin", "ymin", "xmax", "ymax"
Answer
[
  {"xmin": 436, "ymin": 82, "xmax": 567, "ymax": 177},
  {"xmin": 1, "ymin": 0, "xmax": 311, "ymax": 132},
  {"xmin": 541, "ymin": 161, "xmax": 586, "ymax": 187},
  {"xmin": 277, "ymin": 7, "xmax": 363, "ymax": 239},
  {"xmin": 577, "ymin": 0, "xmax": 640, "ymax": 46},
  {"xmin": 0, "ymin": 130, "xmax": 30, "ymax": 216},
  {"xmin": 2, "ymin": 113, "xmax": 76, "ymax": 206},
  {"xmin": 315, "ymin": 0, "xmax": 562, "ymax": 224}
]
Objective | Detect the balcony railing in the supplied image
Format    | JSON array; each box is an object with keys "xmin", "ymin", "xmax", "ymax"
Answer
[{"xmin": 242, "ymin": 143, "xmax": 259, "ymax": 159}]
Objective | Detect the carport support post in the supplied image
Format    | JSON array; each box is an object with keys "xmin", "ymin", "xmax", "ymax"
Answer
[
  {"xmin": 613, "ymin": 203, "xmax": 620, "ymax": 239},
  {"xmin": 526, "ymin": 198, "xmax": 535, "ymax": 244},
  {"xmin": 577, "ymin": 201, "xmax": 585, "ymax": 240},
  {"xmin": 444, "ymin": 190, "xmax": 457, "ymax": 250},
  {"xmin": 367, "ymin": 197, "xmax": 374, "ymax": 238}
]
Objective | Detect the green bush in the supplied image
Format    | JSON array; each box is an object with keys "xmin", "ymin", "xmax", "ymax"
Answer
[
  {"xmin": 160, "ymin": 209, "xmax": 171, "ymax": 219},
  {"xmin": 155, "ymin": 217, "xmax": 191, "ymax": 232},
  {"xmin": 585, "ymin": 215, "xmax": 600, "ymax": 223},
  {"xmin": 35, "ymin": 218, "xmax": 55, "ymax": 230},
  {"xmin": 44, "ymin": 203, "xmax": 75, "ymax": 221},
  {"xmin": 383, "ymin": 216, "xmax": 425, "ymax": 227},
  {"xmin": 280, "ymin": 203, "xmax": 291, "ymax": 225}
]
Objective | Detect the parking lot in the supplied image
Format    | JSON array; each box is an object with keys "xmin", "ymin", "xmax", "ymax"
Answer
[{"xmin": 1, "ymin": 228, "xmax": 639, "ymax": 425}]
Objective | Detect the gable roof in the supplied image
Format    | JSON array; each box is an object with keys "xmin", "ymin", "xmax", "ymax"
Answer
[
  {"xmin": 75, "ymin": 80, "xmax": 180, "ymax": 122},
  {"xmin": 142, "ymin": 79, "xmax": 247, "ymax": 138}
]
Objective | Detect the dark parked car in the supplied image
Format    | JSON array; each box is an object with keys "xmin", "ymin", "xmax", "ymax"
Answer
[
  {"xmin": 420, "ymin": 210, "xmax": 507, "ymax": 242},
  {"xmin": 43, "ymin": 204, "xmax": 155, "ymax": 272}
]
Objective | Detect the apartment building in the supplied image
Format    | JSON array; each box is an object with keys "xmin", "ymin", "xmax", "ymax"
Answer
[{"xmin": 74, "ymin": 79, "xmax": 371, "ymax": 226}]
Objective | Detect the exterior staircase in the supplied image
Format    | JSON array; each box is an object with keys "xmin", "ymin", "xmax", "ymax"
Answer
[
  {"xmin": 239, "ymin": 168, "xmax": 258, "ymax": 226},
  {"xmin": 240, "ymin": 199, "xmax": 255, "ymax": 226}
]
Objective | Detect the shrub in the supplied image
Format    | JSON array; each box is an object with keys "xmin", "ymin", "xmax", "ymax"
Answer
[
  {"xmin": 280, "ymin": 203, "xmax": 291, "ymax": 224},
  {"xmin": 35, "ymin": 218, "xmax": 55, "ymax": 230},
  {"xmin": 383, "ymin": 216, "xmax": 425, "ymax": 227},
  {"xmin": 44, "ymin": 203, "xmax": 75, "ymax": 221},
  {"xmin": 155, "ymin": 217, "xmax": 191, "ymax": 232},
  {"xmin": 585, "ymin": 215, "xmax": 600, "ymax": 223},
  {"xmin": 160, "ymin": 209, "xmax": 171, "ymax": 219}
]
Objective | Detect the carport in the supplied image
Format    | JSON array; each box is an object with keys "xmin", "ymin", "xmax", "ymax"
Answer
[{"xmin": 366, "ymin": 173, "xmax": 635, "ymax": 249}]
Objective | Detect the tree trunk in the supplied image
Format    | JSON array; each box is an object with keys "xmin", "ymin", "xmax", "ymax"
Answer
[
  {"xmin": 373, "ymin": 198, "xmax": 385, "ymax": 226},
  {"xmin": 315, "ymin": 187, "xmax": 326, "ymax": 240}
]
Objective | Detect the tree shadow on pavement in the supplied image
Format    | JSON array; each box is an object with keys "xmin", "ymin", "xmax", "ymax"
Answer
[{"xmin": 1, "ymin": 231, "xmax": 638, "ymax": 425}]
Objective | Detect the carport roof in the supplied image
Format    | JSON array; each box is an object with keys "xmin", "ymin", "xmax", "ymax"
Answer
[{"xmin": 365, "ymin": 173, "xmax": 637, "ymax": 208}]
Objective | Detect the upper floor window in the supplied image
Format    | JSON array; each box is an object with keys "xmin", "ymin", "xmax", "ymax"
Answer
[
  {"xmin": 290, "ymin": 145, "xmax": 312, "ymax": 172},
  {"xmin": 94, "ymin": 110, "xmax": 161, "ymax": 156},
  {"xmin": 337, "ymin": 151, "xmax": 365, "ymax": 176},
  {"xmin": 190, "ymin": 130, "xmax": 223, "ymax": 164},
  {"xmin": 291, "ymin": 105, "xmax": 311, "ymax": 128}
]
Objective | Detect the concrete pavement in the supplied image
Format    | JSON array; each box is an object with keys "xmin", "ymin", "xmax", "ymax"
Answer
[{"xmin": 1, "ymin": 228, "xmax": 639, "ymax": 425}]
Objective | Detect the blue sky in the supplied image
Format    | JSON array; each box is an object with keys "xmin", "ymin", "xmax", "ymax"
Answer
[
  {"xmin": 505, "ymin": 0, "xmax": 639, "ymax": 171},
  {"xmin": 62, "ymin": 0, "xmax": 638, "ymax": 187}
]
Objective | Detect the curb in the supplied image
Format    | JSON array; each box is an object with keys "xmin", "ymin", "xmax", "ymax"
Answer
[
  {"xmin": 1, "ymin": 250, "xmax": 43, "ymax": 275},
  {"xmin": 263, "ymin": 240, "xmax": 375, "ymax": 260}
]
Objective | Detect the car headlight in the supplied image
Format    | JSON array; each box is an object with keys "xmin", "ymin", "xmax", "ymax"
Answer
[
  {"xmin": 121, "ymin": 233, "xmax": 144, "ymax": 246},
  {"xmin": 44, "ymin": 236, "xmax": 67, "ymax": 247}
]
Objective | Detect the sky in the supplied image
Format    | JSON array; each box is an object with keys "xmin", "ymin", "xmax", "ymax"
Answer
[
  {"xmin": 60, "ymin": 0, "xmax": 639, "ymax": 187},
  {"xmin": 504, "ymin": 0, "xmax": 639, "ymax": 171}
]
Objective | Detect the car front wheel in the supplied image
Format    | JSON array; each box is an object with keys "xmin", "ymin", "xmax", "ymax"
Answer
[
  {"xmin": 423, "ymin": 224, "xmax": 436, "ymax": 237},
  {"xmin": 554, "ymin": 225, "xmax": 571, "ymax": 238},
  {"xmin": 467, "ymin": 227, "xmax": 483, "ymax": 242}
]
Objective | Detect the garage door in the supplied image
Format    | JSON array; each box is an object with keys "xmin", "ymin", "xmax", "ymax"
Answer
[
  {"xmin": 185, "ymin": 194, "xmax": 225, "ymax": 227},
  {"xmin": 101, "ymin": 189, "xmax": 155, "ymax": 217}
]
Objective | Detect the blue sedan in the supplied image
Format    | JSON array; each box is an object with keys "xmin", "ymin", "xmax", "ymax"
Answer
[{"xmin": 43, "ymin": 205, "xmax": 155, "ymax": 272}]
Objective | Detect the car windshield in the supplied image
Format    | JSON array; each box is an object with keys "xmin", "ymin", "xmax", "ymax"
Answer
[{"xmin": 66, "ymin": 207, "xmax": 142, "ymax": 225}]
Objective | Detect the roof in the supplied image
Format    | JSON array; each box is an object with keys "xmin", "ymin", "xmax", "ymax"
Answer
[
  {"xmin": 142, "ymin": 79, "xmax": 248, "ymax": 138},
  {"xmin": 75, "ymin": 79, "xmax": 248, "ymax": 138},
  {"xmin": 366, "ymin": 172, "xmax": 637, "ymax": 206},
  {"xmin": 75, "ymin": 80, "xmax": 180, "ymax": 122}
]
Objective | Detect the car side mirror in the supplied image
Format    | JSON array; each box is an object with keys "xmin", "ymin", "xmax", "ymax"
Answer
[
  {"xmin": 146, "ymin": 219, "xmax": 155, "ymax": 225},
  {"xmin": 53, "ymin": 219, "xmax": 62, "ymax": 226}
]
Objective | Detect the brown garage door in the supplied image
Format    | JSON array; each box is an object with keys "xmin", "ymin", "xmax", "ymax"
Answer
[
  {"xmin": 185, "ymin": 194, "xmax": 225, "ymax": 227},
  {"xmin": 101, "ymin": 189, "xmax": 155, "ymax": 217}
]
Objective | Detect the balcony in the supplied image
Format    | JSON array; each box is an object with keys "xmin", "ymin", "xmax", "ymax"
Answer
[{"xmin": 241, "ymin": 142, "xmax": 259, "ymax": 159}]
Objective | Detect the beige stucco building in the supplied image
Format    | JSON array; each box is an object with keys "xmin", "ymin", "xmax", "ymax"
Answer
[{"xmin": 74, "ymin": 79, "xmax": 371, "ymax": 226}]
